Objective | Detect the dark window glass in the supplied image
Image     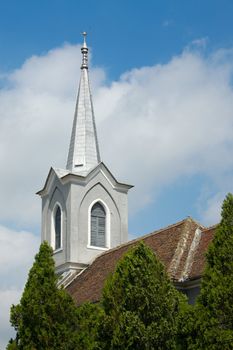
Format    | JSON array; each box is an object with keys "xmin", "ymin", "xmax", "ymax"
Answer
[
  {"xmin": 91, "ymin": 202, "xmax": 106, "ymax": 247},
  {"xmin": 55, "ymin": 206, "xmax": 61, "ymax": 250}
]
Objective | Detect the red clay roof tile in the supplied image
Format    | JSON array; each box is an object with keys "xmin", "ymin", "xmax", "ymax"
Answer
[
  {"xmin": 67, "ymin": 217, "xmax": 214, "ymax": 305},
  {"xmin": 190, "ymin": 226, "xmax": 216, "ymax": 279}
]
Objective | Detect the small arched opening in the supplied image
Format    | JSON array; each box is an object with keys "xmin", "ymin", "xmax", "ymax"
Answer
[{"xmin": 90, "ymin": 202, "xmax": 106, "ymax": 248}]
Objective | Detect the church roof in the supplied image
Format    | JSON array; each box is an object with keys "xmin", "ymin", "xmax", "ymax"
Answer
[
  {"xmin": 66, "ymin": 32, "xmax": 101, "ymax": 175},
  {"xmin": 67, "ymin": 217, "xmax": 215, "ymax": 305},
  {"xmin": 189, "ymin": 225, "xmax": 216, "ymax": 279}
]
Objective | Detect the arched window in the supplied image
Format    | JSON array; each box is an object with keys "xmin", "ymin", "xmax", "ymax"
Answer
[
  {"xmin": 91, "ymin": 202, "xmax": 106, "ymax": 247},
  {"xmin": 55, "ymin": 206, "xmax": 61, "ymax": 250}
]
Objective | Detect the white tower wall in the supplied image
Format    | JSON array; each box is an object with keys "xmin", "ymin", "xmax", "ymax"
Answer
[{"xmin": 38, "ymin": 34, "xmax": 133, "ymax": 279}]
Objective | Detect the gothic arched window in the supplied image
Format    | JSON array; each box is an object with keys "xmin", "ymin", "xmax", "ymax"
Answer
[
  {"xmin": 91, "ymin": 202, "xmax": 106, "ymax": 247},
  {"xmin": 55, "ymin": 206, "xmax": 61, "ymax": 250}
]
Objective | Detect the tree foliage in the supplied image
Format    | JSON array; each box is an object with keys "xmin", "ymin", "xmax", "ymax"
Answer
[
  {"xmin": 10, "ymin": 193, "xmax": 233, "ymax": 349},
  {"xmin": 9, "ymin": 241, "xmax": 78, "ymax": 350},
  {"xmin": 189, "ymin": 193, "xmax": 233, "ymax": 349},
  {"xmin": 6, "ymin": 338, "xmax": 18, "ymax": 350},
  {"xmin": 98, "ymin": 241, "xmax": 186, "ymax": 349},
  {"xmin": 75, "ymin": 302, "xmax": 104, "ymax": 350}
]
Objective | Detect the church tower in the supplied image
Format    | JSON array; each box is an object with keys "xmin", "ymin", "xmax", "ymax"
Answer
[{"xmin": 37, "ymin": 33, "xmax": 133, "ymax": 280}]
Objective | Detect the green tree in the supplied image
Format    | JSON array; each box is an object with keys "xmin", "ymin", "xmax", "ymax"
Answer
[
  {"xmin": 190, "ymin": 193, "xmax": 233, "ymax": 349},
  {"xmin": 6, "ymin": 338, "xmax": 18, "ymax": 350},
  {"xmin": 75, "ymin": 302, "xmax": 104, "ymax": 350},
  {"xmin": 98, "ymin": 241, "xmax": 186, "ymax": 350},
  {"xmin": 9, "ymin": 241, "xmax": 78, "ymax": 350}
]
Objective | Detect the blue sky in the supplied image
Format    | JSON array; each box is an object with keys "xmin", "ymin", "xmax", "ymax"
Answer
[
  {"xmin": 1, "ymin": 1, "xmax": 233, "ymax": 347},
  {"xmin": 1, "ymin": 0, "xmax": 233, "ymax": 75},
  {"xmin": 0, "ymin": 0, "xmax": 232, "ymax": 232}
]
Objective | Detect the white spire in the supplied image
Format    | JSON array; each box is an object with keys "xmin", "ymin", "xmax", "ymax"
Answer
[{"xmin": 66, "ymin": 32, "xmax": 101, "ymax": 174}]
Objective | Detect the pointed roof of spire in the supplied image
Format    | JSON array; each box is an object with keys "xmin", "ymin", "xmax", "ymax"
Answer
[{"xmin": 66, "ymin": 32, "xmax": 101, "ymax": 175}]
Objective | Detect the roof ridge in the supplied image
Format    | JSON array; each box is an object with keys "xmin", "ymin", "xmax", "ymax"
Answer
[
  {"xmin": 67, "ymin": 217, "xmax": 206, "ymax": 289},
  {"xmin": 185, "ymin": 216, "xmax": 206, "ymax": 229},
  {"xmin": 86, "ymin": 217, "xmax": 202, "ymax": 262},
  {"xmin": 179, "ymin": 227, "xmax": 202, "ymax": 281},
  {"xmin": 167, "ymin": 217, "xmax": 198, "ymax": 279},
  {"xmin": 201, "ymin": 223, "xmax": 218, "ymax": 232},
  {"xmin": 63, "ymin": 266, "xmax": 88, "ymax": 289}
]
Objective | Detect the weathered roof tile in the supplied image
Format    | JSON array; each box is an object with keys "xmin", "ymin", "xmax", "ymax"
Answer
[{"xmin": 67, "ymin": 217, "xmax": 214, "ymax": 305}]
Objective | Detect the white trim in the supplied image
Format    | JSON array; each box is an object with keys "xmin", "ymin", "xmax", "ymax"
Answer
[
  {"xmin": 87, "ymin": 198, "xmax": 110, "ymax": 249},
  {"xmin": 100, "ymin": 169, "xmax": 115, "ymax": 189},
  {"xmin": 87, "ymin": 245, "xmax": 109, "ymax": 251},
  {"xmin": 53, "ymin": 247, "xmax": 63, "ymax": 254},
  {"xmin": 51, "ymin": 202, "xmax": 63, "ymax": 251}
]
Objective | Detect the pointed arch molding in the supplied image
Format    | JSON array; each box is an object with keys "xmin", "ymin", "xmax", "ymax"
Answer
[
  {"xmin": 79, "ymin": 182, "xmax": 121, "ymax": 250},
  {"xmin": 48, "ymin": 187, "xmax": 67, "ymax": 251},
  {"xmin": 79, "ymin": 182, "xmax": 121, "ymax": 218},
  {"xmin": 88, "ymin": 198, "xmax": 110, "ymax": 249},
  {"xmin": 51, "ymin": 203, "xmax": 62, "ymax": 251}
]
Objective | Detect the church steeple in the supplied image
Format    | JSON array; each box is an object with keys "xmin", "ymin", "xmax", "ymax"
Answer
[
  {"xmin": 66, "ymin": 32, "xmax": 101, "ymax": 174},
  {"xmin": 38, "ymin": 34, "xmax": 133, "ymax": 280}
]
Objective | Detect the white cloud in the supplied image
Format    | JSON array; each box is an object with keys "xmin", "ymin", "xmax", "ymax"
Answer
[
  {"xmin": 200, "ymin": 192, "xmax": 223, "ymax": 225},
  {"xmin": 0, "ymin": 41, "xmax": 233, "ymax": 225},
  {"xmin": 0, "ymin": 226, "xmax": 39, "ymax": 287},
  {"xmin": 162, "ymin": 19, "xmax": 174, "ymax": 28},
  {"xmin": 96, "ymin": 49, "xmax": 233, "ymax": 218},
  {"xmin": 0, "ymin": 226, "xmax": 39, "ymax": 348},
  {"xmin": 0, "ymin": 289, "xmax": 22, "ymax": 348},
  {"xmin": 0, "ymin": 43, "xmax": 105, "ymax": 226},
  {"xmin": 1, "ymin": 42, "xmax": 233, "ymax": 226},
  {"xmin": 1, "ymin": 40, "xmax": 233, "ymax": 347},
  {"xmin": 189, "ymin": 37, "xmax": 209, "ymax": 50}
]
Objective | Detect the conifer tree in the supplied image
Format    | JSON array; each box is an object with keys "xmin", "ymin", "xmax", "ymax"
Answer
[
  {"xmin": 9, "ymin": 241, "xmax": 78, "ymax": 350},
  {"xmin": 191, "ymin": 193, "xmax": 233, "ymax": 349},
  {"xmin": 98, "ymin": 241, "xmax": 186, "ymax": 350},
  {"xmin": 75, "ymin": 302, "xmax": 104, "ymax": 350},
  {"xmin": 6, "ymin": 338, "xmax": 18, "ymax": 350}
]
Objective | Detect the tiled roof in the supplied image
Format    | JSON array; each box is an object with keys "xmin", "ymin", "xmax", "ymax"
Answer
[
  {"xmin": 67, "ymin": 217, "xmax": 215, "ymax": 305},
  {"xmin": 190, "ymin": 226, "xmax": 216, "ymax": 279}
]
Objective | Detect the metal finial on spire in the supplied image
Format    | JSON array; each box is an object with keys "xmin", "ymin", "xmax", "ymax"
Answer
[
  {"xmin": 66, "ymin": 31, "xmax": 101, "ymax": 173},
  {"xmin": 81, "ymin": 31, "xmax": 88, "ymax": 69},
  {"xmin": 82, "ymin": 31, "xmax": 87, "ymax": 48}
]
